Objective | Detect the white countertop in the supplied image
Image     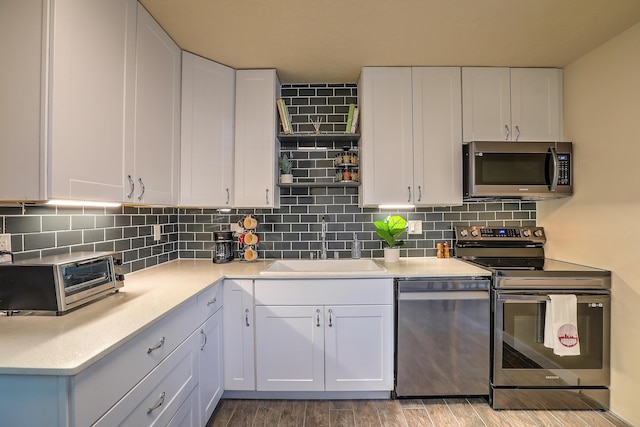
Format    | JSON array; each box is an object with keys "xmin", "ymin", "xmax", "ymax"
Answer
[{"xmin": 0, "ymin": 257, "xmax": 489, "ymax": 376}]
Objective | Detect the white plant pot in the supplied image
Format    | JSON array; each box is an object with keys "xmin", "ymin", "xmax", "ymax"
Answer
[
  {"xmin": 280, "ymin": 174, "xmax": 293, "ymax": 184},
  {"xmin": 384, "ymin": 247, "xmax": 400, "ymax": 263}
]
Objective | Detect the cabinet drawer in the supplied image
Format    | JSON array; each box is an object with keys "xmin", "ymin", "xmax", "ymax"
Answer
[
  {"xmin": 197, "ymin": 283, "xmax": 222, "ymax": 324},
  {"xmin": 254, "ymin": 279, "xmax": 393, "ymax": 305},
  {"xmin": 73, "ymin": 298, "xmax": 197, "ymax": 427},
  {"xmin": 93, "ymin": 330, "xmax": 199, "ymax": 427}
]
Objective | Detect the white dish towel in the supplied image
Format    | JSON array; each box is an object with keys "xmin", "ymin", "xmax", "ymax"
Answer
[{"xmin": 544, "ymin": 294, "xmax": 581, "ymax": 356}]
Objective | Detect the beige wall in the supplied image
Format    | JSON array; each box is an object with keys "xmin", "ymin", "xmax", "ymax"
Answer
[{"xmin": 538, "ymin": 23, "xmax": 640, "ymax": 425}]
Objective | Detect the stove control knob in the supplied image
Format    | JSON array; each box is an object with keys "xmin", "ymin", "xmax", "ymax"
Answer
[
  {"xmin": 459, "ymin": 229, "xmax": 468, "ymax": 237},
  {"xmin": 522, "ymin": 230, "xmax": 531, "ymax": 237},
  {"xmin": 534, "ymin": 229, "xmax": 544, "ymax": 237},
  {"xmin": 470, "ymin": 229, "xmax": 479, "ymax": 237}
]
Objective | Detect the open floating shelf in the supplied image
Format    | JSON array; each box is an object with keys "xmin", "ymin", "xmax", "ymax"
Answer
[{"xmin": 278, "ymin": 133, "xmax": 360, "ymax": 143}]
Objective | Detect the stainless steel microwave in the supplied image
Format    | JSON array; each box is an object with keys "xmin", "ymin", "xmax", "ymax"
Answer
[
  {"xmin": 0, "ymin": 252, "xmax": 124, "ymax": 315},
  {"xmin": 463, "ymin": 141, "xmax": 573, "ymax": 200}
]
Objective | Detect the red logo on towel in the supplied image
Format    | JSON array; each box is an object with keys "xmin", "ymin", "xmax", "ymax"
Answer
[{"xmin": 557, "ymin": 324, "xmax": 579, "ymax": 347}]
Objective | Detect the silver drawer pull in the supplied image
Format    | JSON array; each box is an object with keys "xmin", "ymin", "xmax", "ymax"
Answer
[
  {"xmin": 200, "ymin": 329, "xmax": 208, "ymax": 351},
  {"xmin": 147, "ymin": 392, "xmax": 165, "ymax": 414},
  {"xmin": 147, "ymin": 337, "xmax": 165, "ymax": 354},
  {"xmin": 207, "ymin": 297, "xmax": 217, "ymax": 306}
]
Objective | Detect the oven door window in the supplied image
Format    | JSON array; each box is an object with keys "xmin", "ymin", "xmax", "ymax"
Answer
[
  {"xmin": 494, "ymin": 293, "xmax": 610, "ymax": 386},
  {"xmin": 61, "ymin": 258, "xmax": 114, "ymax": 296}
]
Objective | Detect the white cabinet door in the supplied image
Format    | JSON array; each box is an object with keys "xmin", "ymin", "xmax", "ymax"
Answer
[
  {"xmin": 462, "ymin": 67, "xmax": 563, "ymax": 142},
  {"xmin": 510, "ymin": 68, "xmax": 563, "ymax": 142},
  {"xmin": 233, "ymin": 69, "xmax": 279, "ymax": 208},
  {"xmin": 412, "ymin": 67, "xmax": 463, "ymax": 206},
  {"xmin": 324, "ymin": 305, "xmax": 394, "ymax": 391},
  {"xmin": 167, "ymin": 389, "xmax": 198, "ymax": 427},
  {"xmin": 462, "ymin": 67, "xmax": 511, "ymax": 142},
  {"xmin": 255, "ymin": 305, "xmax": 325, "ymax": 391},
  {"xmin": 47, "ymin": 0, "xmax": 137, "ymax": 202},
  {"xmin": 359, "ymin": 67, "xmax": 414, "ymax": 206},
  {"xmin": 180, "ymin": 52, "xmax": 235, "ymax": 207},
  {"xmin": 0, "ymin": 0, "xmax": 47, "ymax": 200},
  {"xmin": 223, "ymin": 279, "xmax": 255, "ymax": 390},
  {"xmin": 127, "ymin": 4, "xmax": 180, "ymax": 205},
  {"xmin": 198, "ymin": 308, "xmax": 223, "ymax": 425}
]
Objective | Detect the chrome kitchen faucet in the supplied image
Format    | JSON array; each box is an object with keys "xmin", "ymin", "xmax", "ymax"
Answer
[{"xmin": 320, "ymin": 216, "xmax": 328, "ymax": 260}]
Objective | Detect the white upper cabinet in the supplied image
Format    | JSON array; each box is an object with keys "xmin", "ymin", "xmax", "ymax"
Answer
[
  {"xmin": 359, "ymin": 67, "xmax": 462, "ymax": 207},
  {"xmin": 510, "ymin": 68, "xmax": 563, "ymax": 142},
  {"xmin": 233, "ymin": 69, "xmax": 280, "ymax": 209},
  {"xmin": 0, "ymin": 0, "xmax": 47, "ymax": 200},
  {"xmin": 462, "ymin": 67, "xmax": 563, "ymax": 142},
  {"xmin": 180, "ymin": 52, "xmax": 235, "ymax": 207},
  {"xmin": 0, "ymin": 0, "xmax": 136, "ymax": 202},
  {"xmin": 359, "ymin": 67, "xmax": 414, "ymax": 206},
  {"xmin": 126, "ymin": 4, "xmax": 181, "ymax": 205},
  {"xmin": 461, "ymin": 67, "xmax": 511, "ymax": 142},
  {"xmin": 412, "ymin": 67, "xmax": 463, "ymax": 206}
]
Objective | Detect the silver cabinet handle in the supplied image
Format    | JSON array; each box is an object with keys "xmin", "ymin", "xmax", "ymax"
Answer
[
  {"xmin": 200, "ymin": 328, "xmax": 207, "ymax": 351},
  {"xmin": 407, "ymin": 186, "xmax": 411, "ymax": 203},
  {"xmin": 504, "ymin": 125, "xmax": 510, "ymax": 140},
  {"xmin": 515, "ymin": 125, "xmax": 520, "ymax": 142},
  {"xmin": 147, "ymin": 392, "xmax": 165, "ymax": 414},
  {"xmin": 245, "ymin": 308, "xmax": 250, "ymax": 327},
  {"xmin": 126, "ymin": 175, "xmax": 135, "ymax": 199},
  {"xmin": 417, "ymin": 185, "xmax": 422, "ymax": 202},
  {"xmin": 147, "ymin": 336, "xmax": 165, "ymax": 354},
  {"xmin": 137, "ymin": 177, "xmax": 146, "ymax": 201},
  {"xmin": 328, "ymin": 308, "xmax": 333, "ymax": 327},
  {"xmin": 225, "ymin": 188, "xmax": 230, "ymax": 205},
  {"xmin": 207, "ymin": 297, "xmax": 217, "ymax": 306},
  {"xmin": 316, "ymin": 309, "xmax": 321, "ymax": 327},
  {"xmin": 265, "ymin": 188, "xmax": 269, "ymax": 205}
]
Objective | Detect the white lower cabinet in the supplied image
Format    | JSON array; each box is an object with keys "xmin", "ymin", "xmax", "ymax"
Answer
[
  {"xmin": 167, "ymin": 389, "xmax": 198, "ymax": 427},
  {"xmin": 256, "ymin": 305, "xmax": 325, "ymax": 391},
  {"xmin": 222, "ymin": 279, "xmax": 256, "ymax": 390},
  {"xmin": 0, "ymin": 282, "xmax": 227, "ymax": 427},
  {"xmin": 253, "ymin": 279, "xmax": 394, "ymax": 393},
  {"xmin": 198, "ymin": 309, "xmax": 224, "ymax": 425},
  {"xmin": 256, "ymin": 304, "xmax": 393, "ymax": 392},
  {"xmin": 324, "ymin": 305, "xmax": 393, "ymax": 391},
  {"xmin": 93, "ymin": 330, "xmax": 200, "ymax": 427}
]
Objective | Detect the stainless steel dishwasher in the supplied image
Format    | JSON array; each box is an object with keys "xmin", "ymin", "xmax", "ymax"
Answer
[{"xmin": 395, "ymin": 277, "xmax": 491, "ymax": 397}]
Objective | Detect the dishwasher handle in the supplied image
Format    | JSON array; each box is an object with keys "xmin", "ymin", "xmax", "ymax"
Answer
[{"xmin": 398, "ymin": 290, "xmax": 489, "ymax": 301}]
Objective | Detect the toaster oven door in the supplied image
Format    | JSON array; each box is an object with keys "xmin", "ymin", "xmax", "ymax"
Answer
[{"xmin": 58, "ymin": 256, "xmax": 117, "ymax": 309}]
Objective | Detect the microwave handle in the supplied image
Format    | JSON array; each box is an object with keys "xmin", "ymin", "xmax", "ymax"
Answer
[{"xmin": 548, "ymin": 147, "xmax": 559, "ymax": 192}]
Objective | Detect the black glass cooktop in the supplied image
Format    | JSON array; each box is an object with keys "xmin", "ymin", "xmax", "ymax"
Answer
[{"xmin": 467, "ymin": 258, "xmax": 610, "ymax": 275}]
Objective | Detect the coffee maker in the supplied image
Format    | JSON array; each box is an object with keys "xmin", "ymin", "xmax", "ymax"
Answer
[{"xmin": 213, "ymin": 231, "xmax": 234, "ymax": 263}]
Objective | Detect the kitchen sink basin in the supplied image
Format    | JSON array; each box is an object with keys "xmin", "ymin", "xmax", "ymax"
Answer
[{"xmin": 260, "ymin": 259, "xmax": 387, "ymax": 275}]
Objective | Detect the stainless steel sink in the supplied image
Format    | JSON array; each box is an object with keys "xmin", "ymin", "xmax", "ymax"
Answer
[{"xmin": 260, "ymin": 259, "xmax": 387, "ymax": 276}]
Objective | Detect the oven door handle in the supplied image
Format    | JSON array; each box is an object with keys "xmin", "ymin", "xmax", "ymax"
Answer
[
  {"xmin": 399, "ymin": 291, "xmax": 489, "ymax": 301},
  {"xmin": 497, "ymin": 293, "xmax": 611, "ymax": 304}
]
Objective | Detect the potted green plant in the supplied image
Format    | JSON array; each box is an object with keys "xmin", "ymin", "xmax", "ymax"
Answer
[
  {"xmin": 279, "ymin": 153, "xmax": 293, "ymax": 184},
  {"xmin": 373, "ymin": 215, "xmax": 407, "ymax": 262}
]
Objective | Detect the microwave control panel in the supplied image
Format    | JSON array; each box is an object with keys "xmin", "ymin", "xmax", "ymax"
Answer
[{"xmin": 558, "ymin": 154, "xmax": 571, "ymax": 185}]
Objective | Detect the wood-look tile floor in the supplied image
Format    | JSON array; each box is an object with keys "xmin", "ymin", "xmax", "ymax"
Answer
[{"xmin": 206, "ymin": 398, "xmax": 633, "ymax": 427}]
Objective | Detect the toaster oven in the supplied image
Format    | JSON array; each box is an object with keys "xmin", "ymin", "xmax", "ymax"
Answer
[{"xmin": 0, "ymin": 252, "xmax": 124, "ymax": 315}]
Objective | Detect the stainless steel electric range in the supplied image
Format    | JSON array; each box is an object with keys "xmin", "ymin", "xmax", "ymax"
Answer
[{"xmin": 455, "ymin": 226, "xmax": 611, "ymax": 410}]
